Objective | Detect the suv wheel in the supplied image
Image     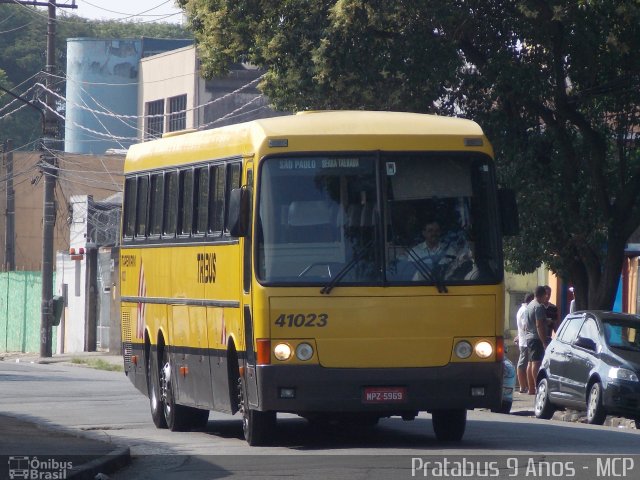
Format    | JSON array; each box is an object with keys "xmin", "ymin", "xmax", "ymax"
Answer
[
  {"xmin": 586, "ymin": 382, "xmax": 606, "ymax": 425},
  {"xmin": 534, "ymin": 378, "xmax": 555, "ymax": 420}
]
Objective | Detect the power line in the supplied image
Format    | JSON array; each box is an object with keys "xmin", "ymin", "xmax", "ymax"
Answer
[
  {"xmin": 36, "ymin": 74, "xmax": 266, "ymax": 121},
  {"xmin": 0, "ymin": 19, "xmax": 36, "ymax": 34},
  {"xmin": 200, "ymin": 95, "xmax": 266, "ymax": 129},
  {"xmin": 35, "ymin": 98, "xmax": 140, "ymax": 140},
  {"xmin": 5, "ymin": 0, "xmax": 79, "ymax": 25},
  {"xmin": 81, "ymin": 0, "xmax": 173, "ymax": 19},
  {"xmin": 0, "ymin": 84, "xmax": 38, "ymax": 115},
  {"xmin": 50, "ymin": 70, "xmax": 197, "ymax": 87}
]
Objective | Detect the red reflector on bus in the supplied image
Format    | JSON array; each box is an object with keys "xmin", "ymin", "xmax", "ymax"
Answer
[
  {"xmin": 180, "ymin": 366, "xmax": 189, "ymax": 377},
  {"xmin": 496, "ymin": 336, "xmax": 504, "ymax": 362},
  {"xmin": 256, "ymin": 339, "xmax": 271, "ymax": 365}
]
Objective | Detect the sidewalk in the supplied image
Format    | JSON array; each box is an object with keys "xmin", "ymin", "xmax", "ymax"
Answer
[
  {"xmin": 0, "ymin": 351, "xmax": 130, "ymax": 479},
  {"xmin": 510, "ymin": 390, "xmax": 637, "ymax": 429},
  {"xmin": 0, "ymin": 350, "xmax": 124, "ymax": 368}
]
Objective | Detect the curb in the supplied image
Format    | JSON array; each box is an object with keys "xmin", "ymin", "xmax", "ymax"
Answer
[
  {"xmin": 69, "ymin": 446, "xmax": 131, "ymax": 480},
  {"xmin": 552, "ymin": 410, "xmax": 638, "ymax": 429}
]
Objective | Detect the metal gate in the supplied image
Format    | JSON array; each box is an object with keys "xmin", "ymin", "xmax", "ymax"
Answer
[{"xmin": 96, "ymin": 250, "xmax": 113, "ymax": 351}]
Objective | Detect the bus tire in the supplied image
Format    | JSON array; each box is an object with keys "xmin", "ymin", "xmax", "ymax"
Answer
[
  {"xmin": 492, "ymin": 400, "xmax": 512, "ymax": 414},
  {"xmin": 238, "ymin": 377, "xmax": 275, "ymax": 446},
  {"xmin": 162, "ymin": 349, "xmax": 200, "ymax": 432},
  {"xmin": 188, "ymin": 408, "xmax": 210, "ymax": 430},
  {"xmin": 147, "ymin": 349, "xmax": 167, "ymax": 429},
  {"xmin": 432, "ymin": 409, "xmax": 466, "ymax": 441}
]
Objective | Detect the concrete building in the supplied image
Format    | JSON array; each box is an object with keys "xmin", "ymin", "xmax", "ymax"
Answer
[
  {"xmin": 55, "ymin": 194, "xmax": 121, "ymax": 354},
  {"xmin": 64, "ymin": 38, "xmax": 193, "ymax": 154},
  {"xmin": 0, "ymin": 150, "xmax": 124, "ymax": 271},
  {"xmin": 138, "ymin": 45, "xmax": 284, "ymax": 140}
]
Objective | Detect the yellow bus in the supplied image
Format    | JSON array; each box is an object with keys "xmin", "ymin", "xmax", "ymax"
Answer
[{"xmin": 120, "ymin": 110, "xmax": 515, "ymax": 445}]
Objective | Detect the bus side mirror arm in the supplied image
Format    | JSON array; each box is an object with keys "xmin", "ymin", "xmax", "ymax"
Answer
[
  {"xmin": 229, "ymin": 186, "xmax": 252, "ymax": 237},
  {"xmin": 498, "ymin": 188, "xmax": 519, "ymax": 236}
]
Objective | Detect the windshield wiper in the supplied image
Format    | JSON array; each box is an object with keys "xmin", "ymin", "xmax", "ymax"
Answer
[
  {"xmin": 402, "ymin": 246, "xmax": 448, "ymax": 294},
  {"xmin": 320, "ymin": 241, "xmax": 374, "ymax": 295}
]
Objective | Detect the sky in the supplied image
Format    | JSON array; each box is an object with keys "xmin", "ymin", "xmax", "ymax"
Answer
[{"xmin": 59, "ymin": 0, "xmax": 185, "ymax": 24}]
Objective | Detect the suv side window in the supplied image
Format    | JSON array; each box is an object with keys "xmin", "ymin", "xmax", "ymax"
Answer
[
  {"xmin": 577, "ymin": 317, "xmax": 600, "ymax": 344},
  {"xmin": 558, "ymin": 317, "xmax": 584, "ymax": 344}
]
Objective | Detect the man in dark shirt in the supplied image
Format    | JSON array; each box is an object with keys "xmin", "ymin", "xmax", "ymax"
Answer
[
  {"xmin": 543, "ymin": 285, "xmax": 559, "ymax": 341},
  {"xmin": 525, "ymin": 286, "xmax": 549, "ymax": 394}
]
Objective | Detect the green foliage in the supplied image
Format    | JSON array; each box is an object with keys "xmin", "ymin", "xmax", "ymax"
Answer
[
  {"xmin": 181, "ymin": 0, "xmax": 640, "ymax": 308},
  {"xmin": 0, "ymin": 4, "xmax": 192, "ymax": 148}
]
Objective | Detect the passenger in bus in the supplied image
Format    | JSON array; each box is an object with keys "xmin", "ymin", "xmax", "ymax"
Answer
[{"xmin": 409, "ymin": 220, "xmax": 473, "ymax": 280}]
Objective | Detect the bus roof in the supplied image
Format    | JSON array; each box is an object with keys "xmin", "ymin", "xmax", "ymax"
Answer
[{"xmin": 125, "ymin": 110, "xmax": 490, "ymax": 173}]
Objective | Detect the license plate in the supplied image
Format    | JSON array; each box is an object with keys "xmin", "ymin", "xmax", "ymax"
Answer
[{"xmin": 362, "ymin": 386, "xmax": 407, "ymax": 404}]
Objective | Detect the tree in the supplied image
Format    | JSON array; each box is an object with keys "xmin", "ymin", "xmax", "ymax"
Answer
[{"xmin": 180, "ymin": 0, "xmax": 640, "ymax": 310}]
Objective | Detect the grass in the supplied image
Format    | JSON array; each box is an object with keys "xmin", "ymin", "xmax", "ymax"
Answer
[{"xmin": 70, "ymin": 357, "xmax": 123, "ymax": 372}]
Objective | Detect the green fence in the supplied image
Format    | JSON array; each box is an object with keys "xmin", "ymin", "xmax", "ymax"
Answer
[{"xmin": 0, "ymin": 272, "xmax": 57, "ymax": 353}]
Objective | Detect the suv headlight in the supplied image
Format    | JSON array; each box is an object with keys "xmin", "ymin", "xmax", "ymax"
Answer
[{"xmin": 608, "ymin": 367, "xmax": 639, "ymax": 382}]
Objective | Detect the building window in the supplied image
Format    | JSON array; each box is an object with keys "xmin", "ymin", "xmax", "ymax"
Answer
[
  {"xmin": 168, "ymin": 94, "xmax": 187, "ymax": 132},
  {"xmin": 145, "ymin": 99, "xmax": 164, "ymax": 140}
]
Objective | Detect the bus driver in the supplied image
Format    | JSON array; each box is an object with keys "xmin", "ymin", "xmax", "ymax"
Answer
[{"xmin": 410, "ymin": 220, "xmax": 473, "ymax": 281}]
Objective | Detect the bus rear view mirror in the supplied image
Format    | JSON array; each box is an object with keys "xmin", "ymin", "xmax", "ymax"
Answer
[
  {"xmin": 498, "ymin": 188, "xmax": 519, "ymax": 236},
  {"xmin": 229, "ymin": 186, "xmax": 252, "ymax": 237}
]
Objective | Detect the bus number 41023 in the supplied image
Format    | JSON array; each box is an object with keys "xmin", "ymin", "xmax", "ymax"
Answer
[{"xmin": 274, "ymin": 313, "xmax": 328, "ymax": 327}]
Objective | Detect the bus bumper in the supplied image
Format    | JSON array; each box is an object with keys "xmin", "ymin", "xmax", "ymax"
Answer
[{"xmin": 255, "ymin": 362, "xmax": 502, "ymax": 413}]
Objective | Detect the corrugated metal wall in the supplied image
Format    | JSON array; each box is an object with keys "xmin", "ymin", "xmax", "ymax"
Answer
[{"xmin": 0, "ymin": 272, "xmax": 57, "ymax": 353}]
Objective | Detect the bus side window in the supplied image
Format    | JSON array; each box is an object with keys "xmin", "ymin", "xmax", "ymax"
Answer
[
  {"xmin": 195, "ymin": 166, "xmax": 210, "ymax": 235},
  {"xmin": 135, "ymin": 175, "xmax": 150, "ymax": 239},
  {"xmin": 163, "ymin": 171, "xmax": 178, "ymax": 237},
  {"xmin": 179, "ymin": 169, "xmax": 194, "ymax": 237},
  {"xmin": 225, "ymin": 162, "xmax": 242, "ymax": 235},
  {"xmin": 149, "ymin": 173, "xmax": 164, "ymax": 237},
  {"xmin": 209, "ymin": 164, "xmax": 226, "ymax": 237},
  {"xmin": 123, "ymin": 177, "xmax": 137, "ymax": 240}
]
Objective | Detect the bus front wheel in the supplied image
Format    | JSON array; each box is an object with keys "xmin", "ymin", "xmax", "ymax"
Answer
[
  {"xmin": 431, "ymin": 409, "xmax": 466, "ymax": 441},
  {"xmin": 238, "ymin": 377, "xmax": 275, "ymax": 446}
]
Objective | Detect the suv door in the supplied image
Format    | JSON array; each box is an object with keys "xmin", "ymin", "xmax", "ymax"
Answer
[
  {"xmin": 564, "ymin": 316, "xmax": 601, "ymax": 404},
  {"xmin": 547, "ymin": 316, "xmax": 584, "ymax": 402}
]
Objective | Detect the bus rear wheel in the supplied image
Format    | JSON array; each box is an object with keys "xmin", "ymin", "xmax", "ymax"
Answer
[
  {"xmin": 238, "ymin": 377, "xmax": 275, "ymax": 446},
  {"xmin": 161, "ymin": 349, "xmax": 209, "ymax": 431},
  {"xmin": 432, "ymin": 409, "xmax": 466, "ymax": 441},
  {"xmin": 147, "ymin": 349, "xmax": 167, "ymax": 429}
]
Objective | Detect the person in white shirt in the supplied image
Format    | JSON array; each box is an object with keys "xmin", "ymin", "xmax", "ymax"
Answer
[
  {"xmin": 515, "ymin": 293, "xmax": 534, "ymax": 393},
  {"xmin": 410, "ymin": 220, "xmax": 472, "ymax": 280}
]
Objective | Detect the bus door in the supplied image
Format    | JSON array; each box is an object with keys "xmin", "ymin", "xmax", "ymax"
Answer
[{"xmin": 241, "ymin": 164, "xmax": 260, "ymax": 407}]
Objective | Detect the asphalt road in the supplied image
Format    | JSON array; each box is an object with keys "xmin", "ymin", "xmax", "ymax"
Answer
[{"xmin": 1, "ymin": 360, "xmax": 639, "ymax": 479}]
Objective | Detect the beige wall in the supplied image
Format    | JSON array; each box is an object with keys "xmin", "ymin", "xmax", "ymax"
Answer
[
  {"xmin": 503, "ymin": 267, "xmax": 549, "ymax": 338},
  {"xmin": 138, "ymin": 45, "xmax": 198, "ymax": 136},
  {"xmin": 0, "ymin": 152, "xmax": 124, "ymax": 271}
]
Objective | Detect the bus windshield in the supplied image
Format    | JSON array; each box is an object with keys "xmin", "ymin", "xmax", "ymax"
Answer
[{"xmin": 256, "ymin": 153, "xmax": 502, "ymax": 287}]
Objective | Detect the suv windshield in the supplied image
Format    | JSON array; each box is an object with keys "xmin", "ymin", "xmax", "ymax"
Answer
[{"xmin": 256, "ymin": 153, "xmax": 502, "ymax": 288}]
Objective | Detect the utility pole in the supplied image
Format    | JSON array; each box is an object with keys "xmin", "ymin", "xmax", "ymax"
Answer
[
  {"xmin": 0, "ymin": 0, "xmax": 77, "ymax": 357},
  {"xmin": 3, "ymin": 139, "xmax": 15, "ymax": 271}
]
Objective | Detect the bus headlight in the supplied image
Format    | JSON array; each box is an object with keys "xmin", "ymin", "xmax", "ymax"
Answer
[
  {"xmin": 274, "ymin": 343, "xmax": 292, "ymax": 361},
  {"xmin": 295, "ymin": 342, "xmax": 314, "ymax": 361},
  {"xmin": 454, "ymin": 341, "xmax": 473, "ymax": 359},
  {"xmin": 475, "ymin": 341, "xmax": 493, "ymax": 359}
]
